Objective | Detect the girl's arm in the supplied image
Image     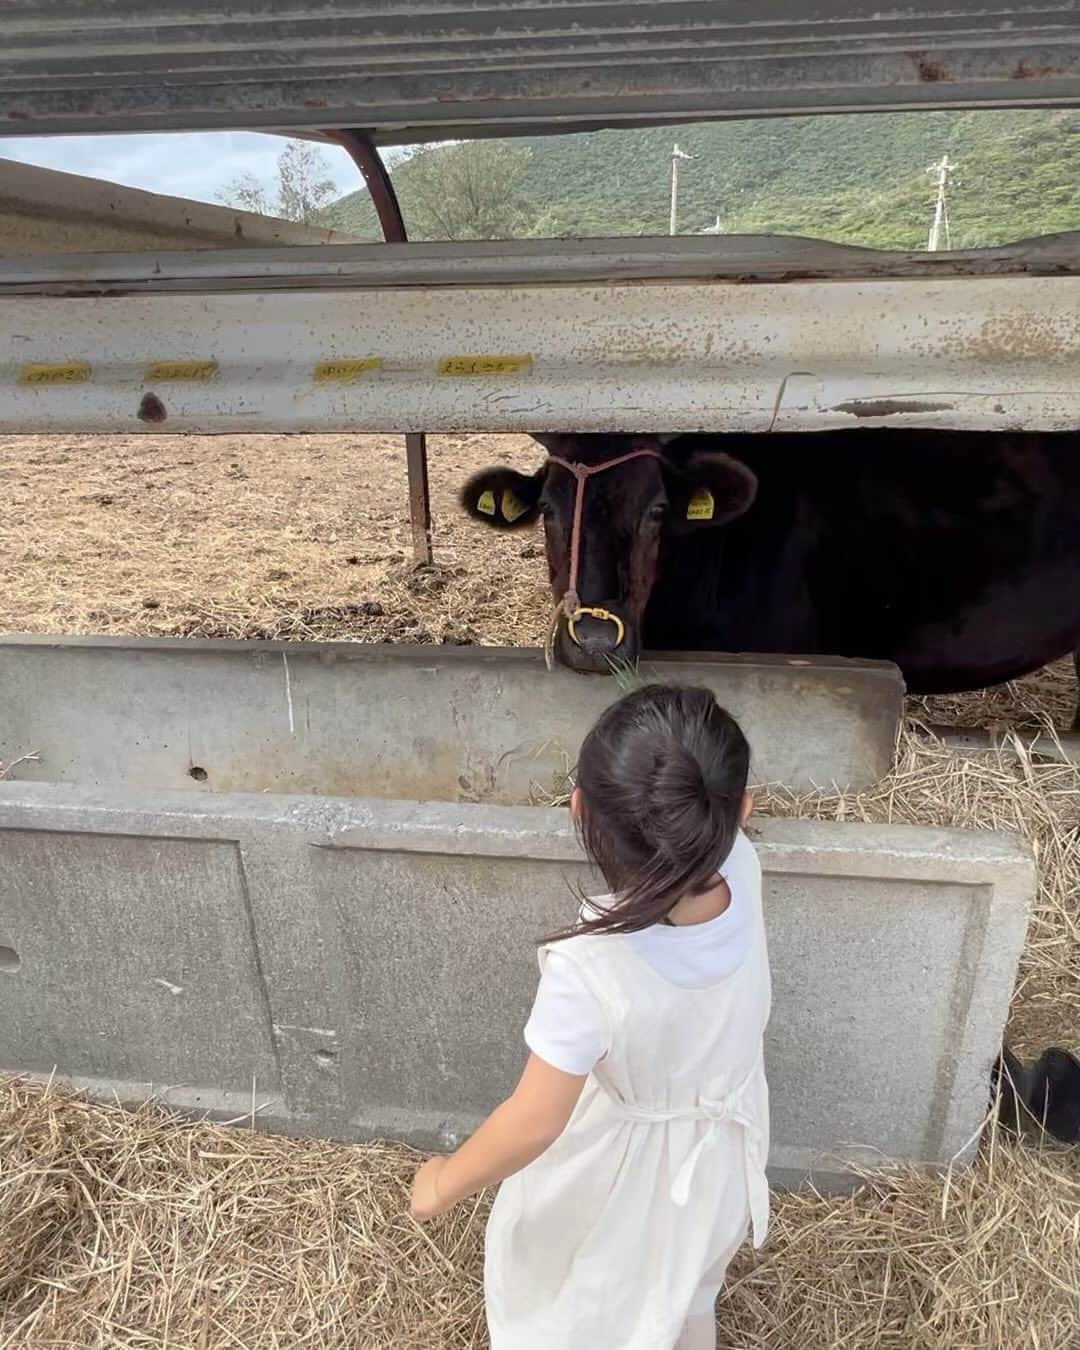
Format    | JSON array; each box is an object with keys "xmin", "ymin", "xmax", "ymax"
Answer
[{"xmin": 410, "ymin": 1053, "xmax": 586, "ymax": 1220}]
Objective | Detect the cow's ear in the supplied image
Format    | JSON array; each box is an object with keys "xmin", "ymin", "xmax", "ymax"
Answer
[
  {"xmin": 529, "ymin": 433, "xmax": 572, "ymax": 456},
  {"xmin": 666, "ymin": 453, "xmax": 758, "ymax": 532},
  {"xmin": 460, "ymin": 466, "xmax": 544, "ymax": 529}
]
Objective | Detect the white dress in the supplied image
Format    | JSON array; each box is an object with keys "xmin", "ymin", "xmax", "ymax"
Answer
[{"xmin": 484, "ymin": 834, "xmax": 772, "ymax": 1349}]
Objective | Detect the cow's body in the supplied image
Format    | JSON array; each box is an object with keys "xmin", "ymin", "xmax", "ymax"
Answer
[
  {"xmin": 646, "ymin": 430, "xmax": 1080, "ymax": 697},
  {"xmin": 460, "ymin": 428, "xmax": 1080, "ymax": 723}
]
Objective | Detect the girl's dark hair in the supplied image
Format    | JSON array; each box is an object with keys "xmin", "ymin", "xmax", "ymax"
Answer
[{"xmin": 549, "ymin": 684, "xmax": 750, "ymax": 941}]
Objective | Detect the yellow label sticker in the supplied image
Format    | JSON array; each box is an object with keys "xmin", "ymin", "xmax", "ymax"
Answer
[
  {"xmin": 476, "ymin": 490, "xmax": 497, "ymax": 516},
  {"xmin": 144, "ymin": 360, "xmax": 218, "ymax": 382},
  {"xmin": 686, "ymin": 487, "xmax": 715, "ymax": 521},
  {"xmin": 501, "ymin": 489, "xmax": 529, "ymax": 523},
  {"xmin": 313, "ymin": 358, "xmax": 383, "ymax": 382},
  {"xmin": 18, "ymin": 361, "xmax": 91, "ymax": 385},
  {"xmin": 437, "ymin": 355, "xmax": 533, "ymax": 377}
]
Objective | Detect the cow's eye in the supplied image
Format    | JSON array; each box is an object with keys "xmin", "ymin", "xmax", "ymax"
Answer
[{"xmin": 646, "ymin": 503, "xmax": 668, "ymax": 523}]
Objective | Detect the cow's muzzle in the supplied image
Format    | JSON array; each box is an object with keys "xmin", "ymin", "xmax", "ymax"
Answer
[{"xmin": 553, "ymin": 603, "xmax": 638, "ymax": 673}]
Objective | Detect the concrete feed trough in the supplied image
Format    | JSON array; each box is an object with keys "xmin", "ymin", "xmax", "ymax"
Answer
[{"xmin": 0, "ymin": 636, "xmax": 1030, "ymax": 1188}]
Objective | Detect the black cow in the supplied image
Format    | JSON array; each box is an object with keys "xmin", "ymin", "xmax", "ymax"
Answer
[
  {"xmin": 461, "ymin": 429, "xmax": 1080, "ymax": 725},
  {"xmin": 993, "ymin": 1046, "xmax": 1080, "ymax": 1144}
]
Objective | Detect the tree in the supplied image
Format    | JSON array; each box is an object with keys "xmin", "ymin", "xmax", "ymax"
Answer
[
  {"xmin": 219, "ymin": 141, "xmax": 337, "ymax": 225},
  {"xmin": 275, "ymin": 141, "xmax": 338, "ymax": 225},
  {"xmin": 399, "ymin": 140, "xmax": 532, "ymax": 240},
  {"xmin": 222, "ymin": 172, "xmax": 271, "ymax": 217}
]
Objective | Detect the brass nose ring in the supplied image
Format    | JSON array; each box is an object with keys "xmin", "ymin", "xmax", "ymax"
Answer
[{"xmin": 566, "ymin": 605, "xmax": 626, "ymax": 649}]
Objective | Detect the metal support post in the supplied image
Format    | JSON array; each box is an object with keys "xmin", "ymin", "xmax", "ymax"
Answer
[{"xmin": 333, "ymin": 130, "xmax": 433, "ymax": 565}]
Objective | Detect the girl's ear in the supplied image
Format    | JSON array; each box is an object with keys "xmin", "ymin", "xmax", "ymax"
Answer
[
  {"xmin": 740, "ymin": 790, "xmax": 754, "ymax": 824},
  {"xmin": 570, "ymin": 786, "xmax": 584, "ymax": 822}
]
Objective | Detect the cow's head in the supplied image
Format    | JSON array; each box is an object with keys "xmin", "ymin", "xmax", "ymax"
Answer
[{"xmin": 460, "ymin": 434, "xmax": 758, "ymax": 672}]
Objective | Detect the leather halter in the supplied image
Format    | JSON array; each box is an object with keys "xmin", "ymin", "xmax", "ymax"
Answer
[{"xmin": 543, "ymin": 445, "xmax": 665, "ymax": 664}]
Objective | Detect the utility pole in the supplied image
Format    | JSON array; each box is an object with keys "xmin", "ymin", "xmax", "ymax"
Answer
[
  {"xmin": 669, "ymin": 143, "xmax": 693, "ymax": 236},
  {"xmin": 926, "ymin": 154, "xmax": 956, "ymax": 251}
]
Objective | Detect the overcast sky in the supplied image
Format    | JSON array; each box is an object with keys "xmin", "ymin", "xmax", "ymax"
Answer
[{"xmin": 0, "ymin": 131, "xmax": 363, "ymax": 206}]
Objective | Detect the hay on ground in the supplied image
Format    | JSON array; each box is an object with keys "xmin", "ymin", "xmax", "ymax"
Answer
[
  {"xmin": 915, "ymin": 658, "xmax": 1077, "ymax": 735},
  {"xmin": 1, "ymin": 1077, "xmax": 1075, "ymax": 1349},
  {"xmin": 0, "ymin": 432, "xmax": 551, "ymax": 654},
  {"xmin": 0, "ymin": 1076, "xmax": 484, "ymax": 1349}
]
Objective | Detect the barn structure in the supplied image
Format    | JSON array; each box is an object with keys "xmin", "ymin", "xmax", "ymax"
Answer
[
  {"xmin": 3, "ymin": 3, "xmax": 1080, "ymax": 557},
  {"xmin": 0, "ymin": 3, "xmax": 1077, "ymax": 1186}
]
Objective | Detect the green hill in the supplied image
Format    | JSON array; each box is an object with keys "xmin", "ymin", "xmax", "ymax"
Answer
[{"xmin": 322, "ymin": 108, "xmax": 1080, "ymax": 249}]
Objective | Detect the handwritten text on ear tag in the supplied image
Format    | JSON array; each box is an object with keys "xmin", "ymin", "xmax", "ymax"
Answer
[
  {"xmin": 686, "ymin": 487, "xmax": 715, "ymax": 521},
  {"xmin": 477, "ymin": 490, "xmax": 497, "ymax": 516}
]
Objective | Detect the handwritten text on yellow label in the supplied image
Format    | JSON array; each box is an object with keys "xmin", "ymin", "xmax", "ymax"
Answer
[
  {"xmin": 18, "ymin": 362, "xmax": 91, "ymax": 385},
  {"xmin": 685, "ymin": 487, "xmax": 716, "ymax": 522},
  {"xmin": 145, "ymin": 360, "xmax": 218, "ymax": 382},
  {"xmin": 437, "ymin": 355, "xmax": 533, "ymax": 377},
  {"xmin": 314, "ymin": 358, "xmax": 383, "ymax": 382}
]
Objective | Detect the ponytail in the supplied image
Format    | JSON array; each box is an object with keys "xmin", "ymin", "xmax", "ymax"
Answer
[{"xmin": 546, "ymin": 685, "xmax": 749, "ymax": 942}]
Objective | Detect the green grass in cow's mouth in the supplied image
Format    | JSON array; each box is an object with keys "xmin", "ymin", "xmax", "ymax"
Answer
[{"xmin": 605, "ymin": 654, "xmax": 643, "ymax": 694}]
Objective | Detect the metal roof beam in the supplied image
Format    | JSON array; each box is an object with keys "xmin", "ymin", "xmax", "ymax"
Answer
[
  {"xmin": 3, "ymin": 3, "xmax": 1079, "ymax": 139},
  {"xmin": 4, "ymin": 232, "xmax": 1080, "ymax": 296}
]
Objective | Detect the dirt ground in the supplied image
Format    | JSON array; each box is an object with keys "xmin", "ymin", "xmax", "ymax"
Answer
[
  {"xmin": 0, "ymin": 431, "xmax": 547, "ymax": 648},
  {"xmin": 0, "ymin": 429, "xmax": 1074, "ymax": 729}
]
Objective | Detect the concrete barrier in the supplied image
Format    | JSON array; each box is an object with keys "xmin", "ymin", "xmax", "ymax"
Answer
[
  {"xmin": 1, "ymin": 775, "xmax": 1032, "ymax": 1186},
  {"xmin": 0, "ymin": 636, "xmax": 902, "ymax": 798},
  {"xmin": 0, "ymin": 637, "xmax": 1029, "ymax": 1186}
]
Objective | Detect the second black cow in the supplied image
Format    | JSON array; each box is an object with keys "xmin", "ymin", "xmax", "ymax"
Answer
[{"xmin": 461, "ymin": 428, "xmax": 1080, "ymax": 725}]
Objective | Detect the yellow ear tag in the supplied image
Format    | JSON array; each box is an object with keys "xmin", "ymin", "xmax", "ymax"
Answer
[
  {"xmin": 686, "ymin": 487, "xmax": 715, "ymax": 521},
  {"xmin": 477, "ymin": 490, "xmax": 497, "ymax": 516},
  {"xmin": 501, "ymin": 489, "xmax": 529, "ymax": 523}
]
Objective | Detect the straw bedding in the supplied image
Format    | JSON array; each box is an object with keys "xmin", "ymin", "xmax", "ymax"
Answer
[{"xmin": 0, "ymin": 1071, "xmax": 1074, "ymax": 1350}]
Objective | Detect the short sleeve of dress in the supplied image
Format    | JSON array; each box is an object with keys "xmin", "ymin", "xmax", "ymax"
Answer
[{"xmin": 524, "ymin": 949, "xmax": 608, "ymax": 1076}]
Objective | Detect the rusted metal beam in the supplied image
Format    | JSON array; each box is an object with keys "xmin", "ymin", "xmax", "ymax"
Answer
[
  {"xmin": 4, "ymin": 4, "xmax": 1080, "ymax": 138},
  {"xmin": 333, "ymin": 131, "xmax": 433, "ymax": 567},
  {"xmin": 7, "ymin": 232, "xmax": 1080, "ymax": 295},
  {"xmin": 5, "ymin": 272, "xmax": 1080, "ymax": 435},
  {"xmin": 330, "ymin": 131, "xmax": 408, "ymax": 247},
  {"xmin": 404, "ymin": 433, "xmax": 433, "ymax": 565}
]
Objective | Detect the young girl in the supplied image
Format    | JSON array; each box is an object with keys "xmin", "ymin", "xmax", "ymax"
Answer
[{"xmin": 410, "ymin": 684, "xmax": 770, "ymax": 1349}]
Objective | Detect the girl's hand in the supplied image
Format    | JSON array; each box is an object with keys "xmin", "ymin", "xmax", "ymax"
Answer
[
  {"xmin": 407, "ymin": 1056, "xmax": 586, "ymax": 1221},
  {"xmin": 410, "ymin": 1155, "xmax": 451, "ymax": 1222}
]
